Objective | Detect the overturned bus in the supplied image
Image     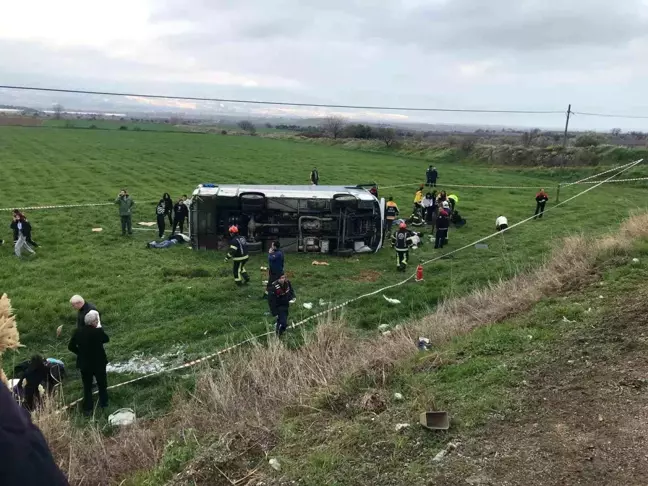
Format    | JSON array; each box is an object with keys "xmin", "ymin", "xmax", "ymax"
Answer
[{"xmin": 189, "ymin": 184, "xmax": 384, "ymax": 255}]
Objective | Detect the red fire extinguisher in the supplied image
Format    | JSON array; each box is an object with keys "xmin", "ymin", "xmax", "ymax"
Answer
[{"xmin": 416, "ymin": 264, "xmax": 424, "ymax": 282}]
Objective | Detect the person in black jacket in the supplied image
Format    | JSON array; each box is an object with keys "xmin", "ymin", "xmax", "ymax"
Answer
[
  {"xmin": 0, "ymin": 381, "xmax": 69, "ymax": 486},
  {"xmin": 172, "ymin": 196, "xmax": 189, "ymax": 234},
  {"xmin": 534, "ymin": 189, "xmax": 549, "ymax": 219},
  {"xmin": 310, "ymin": 167, "xmax": 319, "ymax": 185},
  {"xmin": 435, "ymin": 208, "xmax": 450, "ymax": 249},
  {"xmin": 68, "ymin": 310, "xmax": 109, "ymax": 413},
  {"xmin": 268, "ymin": 274, "xmax": 296, "ymax": 336},
  {"xmin": 155, "ymin": 198, "xmax": 166, "ymax": 238},
  {"xmin": 69, "ymin": 295, "xmax": 98, "ymax": 329},
  {"xmin": 391, "ymin": 222, "xmax": 415, "ymax": 271},
  {"xmin": 10, "ymin": 211, "xmax": 37, "ymax": 257},
  {"xmin": 225, "ymin": 225, "xmax": 250, "ymax": 285},
  {"xmin": 163, "ymin": 192, "xmax": 173, "ymax": 226}
]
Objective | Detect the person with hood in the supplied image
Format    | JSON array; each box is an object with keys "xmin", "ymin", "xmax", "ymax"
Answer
[
  {"xmin": 225, "ymin": 225, "xmax": 250, "ymax": 285},
  {"xmin": 435, "ymin": 204, "xmax": 450, "ymax": 249},
  {"xmin": 268, "ymin": 273, "xmax": 296, "ymax": 336},
  {"xmin": 147, "ymin": 233, "xmax": 190, "ymax": 249},
  {"xmin": 162, "ymin": 193, "xmax": 173, "ymax": 226},
  {"xmin": 310, "ymin": 167, "xmax": 319, "ymax": 185},
  {"xmin": 68, "ymin": 310, "xmax": 109, "ymax": 413},
  {"xmin": 535, "ymin": 188, "xmax": 549, "ymax": 219},
  {"xmin": 10, "ymin": 211, "xmax": 36, "ymax": 258},
  {"xmin": 172, "ymin": 196, "xmax": 189, "ymax": 234},
  {"xmin": 155, "ymin": 197, "xmax": 166, "ymax": 238},
  {"xmin": 385, "ymin": 196, "xmax": 400, "ymax": 237},
  {"xmin": 115, "ymin": 188, "xmax": 135, "ymax": 236},
  {"xmin": 0, "ymin": 380, "xmax": 69, "ymax": 486},
  {"xmin": 391, "ymin": 222, "xmax": 415, "ymax": 271}
]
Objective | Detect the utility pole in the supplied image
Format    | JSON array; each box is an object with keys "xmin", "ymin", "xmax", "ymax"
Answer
[{"xmin": 562, "ymin": 104, "xmax": 572, "ymax": 148}]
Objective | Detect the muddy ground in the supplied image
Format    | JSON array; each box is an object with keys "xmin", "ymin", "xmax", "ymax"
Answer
[{"xmin": 432, "ymin": 288, "xmax": 648, "ymax": 486}]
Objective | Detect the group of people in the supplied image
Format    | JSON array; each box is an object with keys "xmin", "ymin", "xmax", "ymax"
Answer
[{"xmin": 115, "ymin": 189, "xmax": 190, "ymax": 238}]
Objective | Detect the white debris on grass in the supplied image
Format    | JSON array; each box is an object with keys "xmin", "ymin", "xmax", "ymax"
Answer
[
  {"xmin": 562, "ymin": 316, "xmax": 575, "ymax": 323},
  {"xmin": 383, "ymin": 295, "xmax": 401, "ymax": 305},
  {"xmin": 432, "ymin": 441, "xmax": 460, "ymax": 462},
  {"xmin": 107, "ymin": 346, "xmax": 186, "ymax": 374},
  {"xmin": 632, "ymin": 258, "xmax": 640, "ymax": 263},
  {"xmin": 268, "ymin": 458, "xmax": 281, "ymax": 471},
  {"xmin": 395, "ymin": 423, "xmax": 410, "ymax": 432},
  {"xmin": 378, "ymin": 324, "xmax": 390, "ymax": 332},
  {"xmin": 303, "ymin": 302, "xmax": 313, "ymax": 310},
  {"xmin": 394, "ymin": 392, "xmax": 404, "ymax": 401}
]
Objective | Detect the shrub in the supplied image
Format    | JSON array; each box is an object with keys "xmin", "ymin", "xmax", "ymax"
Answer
[
  {"xmin": 119, "ymin": 126, "xmax": 128, "ymax": 131},
  {"xmin": 88, "ymin": 124, "xmax": 97, "ymax": 129},
  {"xmin": 133, "ymin": 126, "xmax": 142, "ymax": 131},
  {"xmin": 574, "ymin": 132, "xmax": 602, "ymax": 147},
  {"xmin": 221, "ymin": 130, "xmax": 227, "ymax": 135}
]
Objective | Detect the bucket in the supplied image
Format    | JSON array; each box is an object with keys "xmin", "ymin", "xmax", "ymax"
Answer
[{"xmin": 420, "ymin": 411, "xmax": 450, "ymax": 430}]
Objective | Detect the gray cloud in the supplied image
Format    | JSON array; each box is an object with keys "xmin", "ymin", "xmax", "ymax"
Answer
[{"xmin": 2, "ymin": 0, "xmax": 648, "ymax": 129}]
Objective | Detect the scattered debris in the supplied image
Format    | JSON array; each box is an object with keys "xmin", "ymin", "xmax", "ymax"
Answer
[
  {"xmin": 302, "ymin": 302, "xmax": 313, "ymax": 310},
  {"xmin": 382, "ymin": 331, "xmax": 392, "ymax": 337},
  {"xmin": 432, "ymin": 441, "xmax": 460, "ymax": 462},
  {"xmin": 420, "ymin": 410, "xmax": 450, "ymax": 430},
  {"xmin": 598, "ymin": 414, "xmax": 604, "ymax": 422},
  {"xmin": 268, "ymin": 458, "xmax": 281, "ymax": 471},
  {"xmin": 585, "ymin": 307, "xmax": 592, "ymax": 313},
  {"xmin": 383, "ymin": 295, "xmax": 401, "ymax": 305},
  {"xmin": 418, "ymin": 337, "xmax": 432, "ymax": 350},
  {"xmin": 137, "ymin": 222, "xmax": 156, "ymax": 227},
  {"xmin": 311, "ymin": 260, "xmax": 329, "ymax": 266},
  {"xmin": 632, "ymin": 258, "xmax": 640, "ymax": 263},
  {"xmin": 527, "ymin": 335, "xmax": 533, "ymax": 340},
  {"xmin": 567, "ymin": 360, "xmax": 575, "ymax": 364},
  {"xmin": 562, "ymin": 316, "xmax": 575, "ymax": 323},
  {"xmin": 395, "ymin": 423, "xmax": 410, "ymax": 432},
  {"xmin": 599, "ymin": 295, "xmax": 604, "ymax": 299},
  {"xmin": 260, "ymin": 266, "xmax": 268, "ymax": 271},
  {"xmin": 56, "ymin": 325, "xmax": 63, "ymax": 338},
  {"xmin": 108, "ymin": 408, "xmax": 136, "ymax": 426},
  {"xmin": 377, "ymin": 324, "xmax": 390, "ymax": 332},
  {"xmin": 91, "ymin": 228, "xmax": 103, "ymax": 232},
  {"xmin": 106, "ymin": 346, "xmax": 186, "ymax": 374},
  {"xmin": 475, "ymin": 243, "xmax": 488, "ymax": 250},
  {"xmin": 394, "ymin": 392, "xmax": 404, "ymax": 401},
  {"xmin": 319, "ymin": 298, "xmax": 329, "ymax": 307}
]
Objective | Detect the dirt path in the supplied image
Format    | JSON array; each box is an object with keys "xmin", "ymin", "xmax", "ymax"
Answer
[{"xmin": 433, "ymin": 288, "xmax": 648, "ymax": 486}]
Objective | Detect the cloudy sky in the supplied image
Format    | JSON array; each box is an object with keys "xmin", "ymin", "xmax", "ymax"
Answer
[{"xmin": 2, "ymin": 0, "xmax": 648, "ymax": 129}]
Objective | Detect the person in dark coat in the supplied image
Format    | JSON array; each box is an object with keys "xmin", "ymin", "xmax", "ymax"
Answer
[
  {"xmin": 268, "ymin": 274, "xmax": 296, "ymax": 336},
  {"xmin": 534, "ymin": 188, "xmax": 549, "ymax": 219},
  {"xmin": 0, "ymin": 380, "xmax": 69, "ymax": 486},
  {"xmin": 68, "ymin": 310, "xmax": 109, "ymax": 413},
  {"xmin": 310, "ymin": 167, "xmax": 319, "ymax": 185},
  {"xmin": 435, "ymin": 207, "xmax": 450, "ymax": 249},
  {"xmin": 10, "ymin": 211, "xmax": 37, "ymax": 257},
  {"xmin": 155, "ymin": 198, "xmax": 166, "ymax": 238},
  {"xmin": 69, "ymin": 295, "xmax": 98, "ymax": 329},
  {"xmin": 172, "ymin": 196, "xmax": 189, "ymax": 234},
  {"xmin": 162, "ymin": 193, "xmax": 173, "ymax": 226},
  {"xmin": 265, "ymin": 241, "xmax": 285, "ymax": 297}
]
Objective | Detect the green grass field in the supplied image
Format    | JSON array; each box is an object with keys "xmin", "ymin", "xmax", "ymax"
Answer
[{"xmin": 0, "ymin": 125, "xmax": 646, "ymax": 415}]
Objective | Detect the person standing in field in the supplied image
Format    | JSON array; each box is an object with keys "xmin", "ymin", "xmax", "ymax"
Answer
[
  {"xmin": 155, "ymin": 197, "xmax": 166, "ymax": 238},
  {"xmin": 115, "ymin": 189, "xmax": 135, "ymax": 236},
  {"xmin": 10, "ymin": 211, "xmax": 36, "ymax": 258},
  {"xmin": 384, "ymin": 196, "xmax": 400, "ymax": 238},
  {"xmin": 426, "ymin": 165, "xmax": 439, "ymax": 187},
  {"xmin": 266, "ymin": 240, "xmax": 284, "ymax": 297},
  {"xmin": 68, "ymin": 310, "xmax": 109, "ymax": 414},
  {"xmin": 268, "ymin": 273, "xmax": 296, "ymax": 336},
  {"xmin": 172, "ymin": 196, "xmax": 189, "ymax": 234},
  {"xmin": 12, "ymin": 210, "xmax": 39, "ymax": 247},
  {"xmin": 391, "ymin": 222, "xmax": 415, "ymax": 272},
  {"xmin": 225, "ymin": 225, "xmax": 250, "ymax": 286},
  {"xmin": 162, "ymin": 193, "xmax": 173, "ymax": 226},
  {"xmin": 413, "ymin": 185, "xmax": 424, "ymax": 212},
  {"xmin": 310, "ymin": 167, "xmax": 319, "ymax": 185},
  {"xmin": 435, "ymin": 204, "xmax": 450, "ymax": 249},
  {"xmin": 534, "ymin": 188, "xmax": 549, "ymax": 219},
  {"xmin": 70, "ymin": 295, "xmax": 98, "ymax": 329}
]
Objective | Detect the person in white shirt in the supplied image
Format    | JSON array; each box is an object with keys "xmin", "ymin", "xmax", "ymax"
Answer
[{"xmin": 495, "ymin": 216, "xmax": 508, "ymax": 231}]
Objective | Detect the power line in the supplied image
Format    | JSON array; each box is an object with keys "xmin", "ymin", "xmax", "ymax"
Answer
[
  {"xmin": 572, "ymin": 111, "xmax": 648, "ymax": 120},
  {"xmin": 0, "ymin": 85, "xmax": 564, "ymax": 115}
]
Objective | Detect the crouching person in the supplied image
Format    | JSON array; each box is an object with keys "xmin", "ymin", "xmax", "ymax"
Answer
[
  {"xmin": 268, "ymin": 274, "xmax": 296, "ymax": 336},
  {"xmin": 68, "ymin": 310, "xmax": 109, "ymax": 414}
]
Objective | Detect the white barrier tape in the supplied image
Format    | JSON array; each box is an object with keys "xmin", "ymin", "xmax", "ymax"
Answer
[
  {"xmin": 561, "ymin": 160, "xmax": 643, "ymax": 187},
  {"xmin": 573, "ymin": 176, "xmax": 648, "ymax": 184},
  {"xmin": 0, "ymin": 201, "xmax": 157, "ymax": 212},
  {"xmin": 59, "ymin": 158, "xmax": 643, "ymax": 412},
  {"xmin": 380, "ymin": 182, "xmax": 539, "ymax": 190}
]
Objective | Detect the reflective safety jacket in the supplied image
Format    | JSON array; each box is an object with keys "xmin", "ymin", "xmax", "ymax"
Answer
[
  {"xmin": 226, "ymin": 236, "xmax": 249, "ymax": 260},
  {"xmin": 392, "ymin": 229, "xmax": 415, "ymax": 251},
  {"xmin": 385, "ymin": 201, "xmax": 400, "ymax": 220}
]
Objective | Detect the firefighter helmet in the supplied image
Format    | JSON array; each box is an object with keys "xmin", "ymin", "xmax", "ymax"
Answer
[
  {"xmin": 228, "ymin": 225, "xmax": 239, "ymax": 234},
  {"xmin": 399, "ymin": 222, "xmax": 407, "ymax": 229}
]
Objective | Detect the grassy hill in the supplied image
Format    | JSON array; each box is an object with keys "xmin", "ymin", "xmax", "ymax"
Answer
[{"xmin": 0, "ymin": 125, "xmax": 647, "ymax": 484}]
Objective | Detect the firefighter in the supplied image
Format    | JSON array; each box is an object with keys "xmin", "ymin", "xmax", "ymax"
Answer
[
  {"xmin": 391, "ymin": 222, "xmax": 415, "ymax": 272},
  {"xmin": 224, "ymin": 225, "xmax": 250, "ymax": 285},
  {"xmin": 268, "ymin": 274, "xmax": 296, "ymax": 336},
  {"xmin": 413, "ymin": 185, "xmax": 424, "ymax": 212},
  {"xmin": 435, "ymin": 205, "xmax": 450, "ymax": 249},
  {"xmin": 385, "ymin": 196, "xmax": 400, "ymax": 237}
]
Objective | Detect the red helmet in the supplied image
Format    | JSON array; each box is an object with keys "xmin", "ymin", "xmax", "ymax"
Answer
[
  {"xmin": 228, "ymin": 225, "xmax": 239, "ymax": 234},
  {"xmin": 399, "ymin": 222, "xmax": 407, "ymax": 230}
]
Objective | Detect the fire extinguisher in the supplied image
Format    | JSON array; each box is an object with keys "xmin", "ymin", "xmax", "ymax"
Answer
[{"xmin": 416, "ymin": 264, "xmax": 423, "ymax": 282}]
